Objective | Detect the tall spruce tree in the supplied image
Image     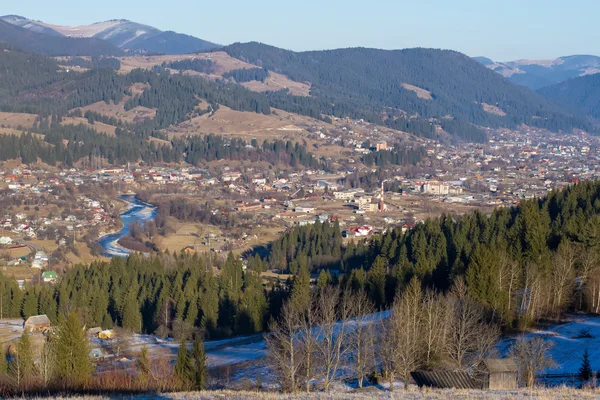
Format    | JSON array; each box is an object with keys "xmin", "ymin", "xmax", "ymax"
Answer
[
  {"xmin": 579, "ymin": 348, "xmax": 592, "ymax": 382},
  {"xmin": 191, "ymin": 335, "xmax": 207, "ymax": 390},
  {"xmin": 53, "ymin": 311, "xmax": 92, "ymax": 387},
  {"xmin": 174, "ymin": 338, "xmax": 191, "ymax": 387},
  {"xmin": 11, "ymin": 327, "xmax": 36, "ymax": 385}
]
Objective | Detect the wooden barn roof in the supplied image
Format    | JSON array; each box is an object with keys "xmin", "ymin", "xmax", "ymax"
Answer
[
  {"xmin": 24, "ymin": 314, "xmax": 51, "ymax": 326},
  {"xmin": 483, "ymin": 358, "xmax": 518, "ymax": 373},
  {"xmin": 411, "ymin": 370, "xmax": 482, "ymax": 389}
]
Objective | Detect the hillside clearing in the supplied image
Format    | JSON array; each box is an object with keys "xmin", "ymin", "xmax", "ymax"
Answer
[
  {"xmin": 401, "ymin": 83, "xmax": 433, "ymax": 100},
  {"xmin": 0, "ymin": 111, "xmax": 37, "ymax": 129}
]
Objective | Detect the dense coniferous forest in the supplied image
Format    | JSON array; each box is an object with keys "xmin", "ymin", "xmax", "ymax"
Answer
[
  {"xmin": 268, "ymin": 181, "xmax": 600, "ymax": 326},
  {"xmin": 222, "ymin": 42, "xmax": 599, "ymax": 137},
  {"xmin": 538, "ymin": 73, "xmax": 600, "ymax": 120},
  {"xmin": 0, "ymin": 124, "xmax": 320, "ymax": 169},
  {"xmin": 223, "ymin": 67, "xmax": 269, "ymax": 83},
  {"xmin": 361, "ymin": 145, "xmax": 426, "ymax": 167},
  {"xmin": 178, "ymin": 134, "xmax": 321, "ymax": 168},
  {"xmin": 1, "ymin": 182, "xmax": 600, "ymax": 340},
  {"xmin": 0, "ymin": 47, "xmax": 500, "ymax": 144}
]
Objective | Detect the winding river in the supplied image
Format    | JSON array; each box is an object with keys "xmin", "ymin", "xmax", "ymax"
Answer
[{"xmin": 98, "ymin": 194, "xmax": 157, "ymax": 257}]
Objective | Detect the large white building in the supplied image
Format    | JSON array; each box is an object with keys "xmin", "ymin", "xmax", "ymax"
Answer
[{"xmin": 420, "ymin": 181, "xmax": 450, "ymax": 195}]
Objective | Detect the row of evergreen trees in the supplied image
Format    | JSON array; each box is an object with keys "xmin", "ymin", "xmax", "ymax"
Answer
[
  {"xmin": 0, "ymin": 252, "xmax": 272, "ymax": 339},
  {"xmin": 2, "ymin": 181, "xmax": 600, "ymax": 341},
  {"xmin": 269, "ymin": 181, "xmax": 600, "ymax": 326},
  {"xmin": 361, "ymin": 145, "xmax": 426, "ymax": 167},
  {"xmin": 0, "ymin": 125, "xmax": 321, "ymax": 169}
]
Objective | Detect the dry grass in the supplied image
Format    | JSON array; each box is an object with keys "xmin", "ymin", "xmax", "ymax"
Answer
[
  {"xmin": 7, "ymin": 246, "xmax": 30, "ymax": 258},
  {"xmin": 61, "ymin": 117, "xmax": 117, "ymax": 136},
  {"xmin": 0, "ymin": 112, "xmax": 37, "ymax": 129},
  {"xmin": 242, "ymin": 72, "xmax": 311, "ymax": 97},
  {"xmin": 13, "ymin": 387, "xmax": 600, "ymax": 399},
  {"xmin": 401, "ymin": 83, "xmax": 433, "ymax": 100},
  {"xmin": 29, "ymin": 239, "xmax": 59, "ymax": 253},
  {"xmin": 0, "ymin": 127, "xmax": 26, "ymax": 136},
  {"xmin": 481, "ymin": 102, "xmax": 507, "ymax": 116},
  {"xmin": 164, "ymin": 106, "xmax": 308, "ymax": 139},
  {"xmin": 117, "ymin": 52, "xmax": 309, "ymax": 96},
  {"xmin": 77, "ymin": 102, "xmax": 156, "ymax": 125},
  {"xmin": 117, "ymin": 51, "xmax": 254, "ymax": 75},
  {"xmin": 0, "ymin": 266, "xmax": 39, "ymax": 280}
]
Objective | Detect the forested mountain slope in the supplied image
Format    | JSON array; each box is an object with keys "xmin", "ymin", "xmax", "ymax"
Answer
[
  {"xmin": 538, "ymin": 73, "xmax": 600, "ymax": 120},
  {"xmin": 0, "ymin": 20, "xmax": 124, "ymax": 56},
  {"xmin": 222, "ymin": 43, "xmax": 598, "ymax": 139}
]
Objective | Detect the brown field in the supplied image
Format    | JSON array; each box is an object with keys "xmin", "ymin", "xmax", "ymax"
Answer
[
  {"xmin": 0, "ymin": 112, "xmax": 37, "ymax": 129},
  {"xmin": 155, "ymin": 221, "xmax": 218, "ymax": 253},
  {"xmin": 481, "ymin": 102, "xmax": 507, "ymax": 116},
  {"xmin": 66, "ymin": 242, "xmax": 105, "ymax": 265},
  {"xmin": 164, "ymin": 106, "xmax": 309, "ymax": 139},
  {"xmin": 242, "ymin": 72, "xmax": 311, "ymax": 97},
  {"xmin": 1, "ymin": 266, "xmax": 38, "ymax": 280},
  {"xmin": 7, "ymin": 246, "xmax": 30, "ymax": 258},
  {"xmin": 29, "ymin": 239, "xmax": 59, "ymax": 253},
  {"xmin": 401, "ymin": 83, "xmax": 433, "ymax": 100},
  {"xmin": 164, "ymin": 106, "xmax": 332, "ymax": 140},
  {"xmin": 0, "ymin": 127, "xmax": 26, "ymax": 136},
  {"xmin": 61, "ymin": 117, "xmax": 117, "ymax": 136},
  {"xmin": 117, "ymin": 51, "xmax": 308, "ymax": 97},
  {"xmin": 117, "ymin": 51, "xmax": 256, "ymax": 75},
  {"xmin": 77, "ymin": 101, "xmax": 156, "ymax": 124}
]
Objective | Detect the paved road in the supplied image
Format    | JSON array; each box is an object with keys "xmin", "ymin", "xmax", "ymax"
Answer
[{"xmin": 13, "ymin": 239, "xmax": 44, "ymax": 253}]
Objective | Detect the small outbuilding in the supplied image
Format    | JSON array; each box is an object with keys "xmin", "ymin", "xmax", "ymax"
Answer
[
  {"xmin": 98, "ymin": 329, "xmax": 115, "ymax": 340},
  {"xmin": 411, "ymin": 358, "xmax": 518, "ymax": 390},
  {"xmin": 24, "ymin": 314, "xmax": 51, "ymax": 333},
  {"xmin": 481, "ymin": 358, "xmax": 518, "ymax": 390}
]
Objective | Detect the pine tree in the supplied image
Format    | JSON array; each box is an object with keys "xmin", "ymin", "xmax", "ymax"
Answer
[
  {"xmin": 191, "ymin": 335, "xmax": 207, "ymax": 390},
  {"xmin": 121, "ymin": 288, "xmax": 142, "ymax": 333},
  {"xmin": 317, "ymin": 269, "xmax": 332, "ymax": 289},
  {"xmin": 53, "ymin": 311, "xmax": 92, "ymax": 387},
  {"xmin": 290, "ymin": 264, "xmax": 310, "ymax": 311},
  {"xmin": 368, "ymin": 256, "xmax": 387, "ymax": 309},
  {"xmin": 137, "ymin": 345, "xmax": 151, "ymax": 379},
  {"xmin": 11, "ymin": 327, "xmax": 36, "ymax": 385},
  {"xmin": 579, "ymin": 348, "xmax": 592, "ymax": 382},
  {"xmin": 174, "ymin": 338, "xmax": 191, "ymax": 388}
]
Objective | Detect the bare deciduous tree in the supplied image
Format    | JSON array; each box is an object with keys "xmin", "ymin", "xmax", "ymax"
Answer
[
  {"xmin": 348, "ymin": 291, "xmax": 376, "ymax": 388},
  {"xmin": 314, "ymin": 286, "xmax": 353, "ymax": 392},
  {"xmin": 445, "ymin": 279, "xmax": 499, "ymax": 372},
  {"xmin": 550, "ymin": 241, "xmax": 576, "ymax": 317},
  {"xmin": 264, "ymin": 301, "xmax": 303, "ymax": 392},
  {"xmin": 510, "ymin": 336, "xmax": 556, "ymax": 388},
  {"xmin": 387, "ymin": 277, "xmax": 423, "ymax": 389}
]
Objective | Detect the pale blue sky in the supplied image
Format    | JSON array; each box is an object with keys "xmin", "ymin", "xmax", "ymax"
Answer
[{"xmin": 4, "ymin": 0, "xmax": 599, "ymax": 60}]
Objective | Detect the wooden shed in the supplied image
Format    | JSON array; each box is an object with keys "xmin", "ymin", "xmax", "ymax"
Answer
[
  {"xmin": 24, "ymin": 315, "xmax": 51, "ymax": 333},
  {"xmin": 482, "ymin": 358, "xmax": 518, "ymax": 390},
  {"xmin": 411, "ymin": 358, "xmax": 518, "ymax": 390}
]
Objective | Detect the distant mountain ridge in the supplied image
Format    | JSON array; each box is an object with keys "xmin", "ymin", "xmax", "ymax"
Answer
[
  {"xmin": 0, "ymin": 19, "xmax": 124, "ymax": 56},
  {"xmin": 475, "ymin": 55, "xmax": 600, "ymax": 90},
  {"xmin": 221, "ymin": 42, "xmax": 597, "ymax": 140},
  {"xmin": 0, "ymin": 15, "xmax": 219, "ymax": 54},
  {"xmin": 538, "ymin": 73, "xmax": 600, "ymax": 121}
]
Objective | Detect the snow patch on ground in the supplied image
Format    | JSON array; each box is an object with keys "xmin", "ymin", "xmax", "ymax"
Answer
[{"xmin": 499, "ymin": 314, "xmax": 600, "ymax": 375}]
